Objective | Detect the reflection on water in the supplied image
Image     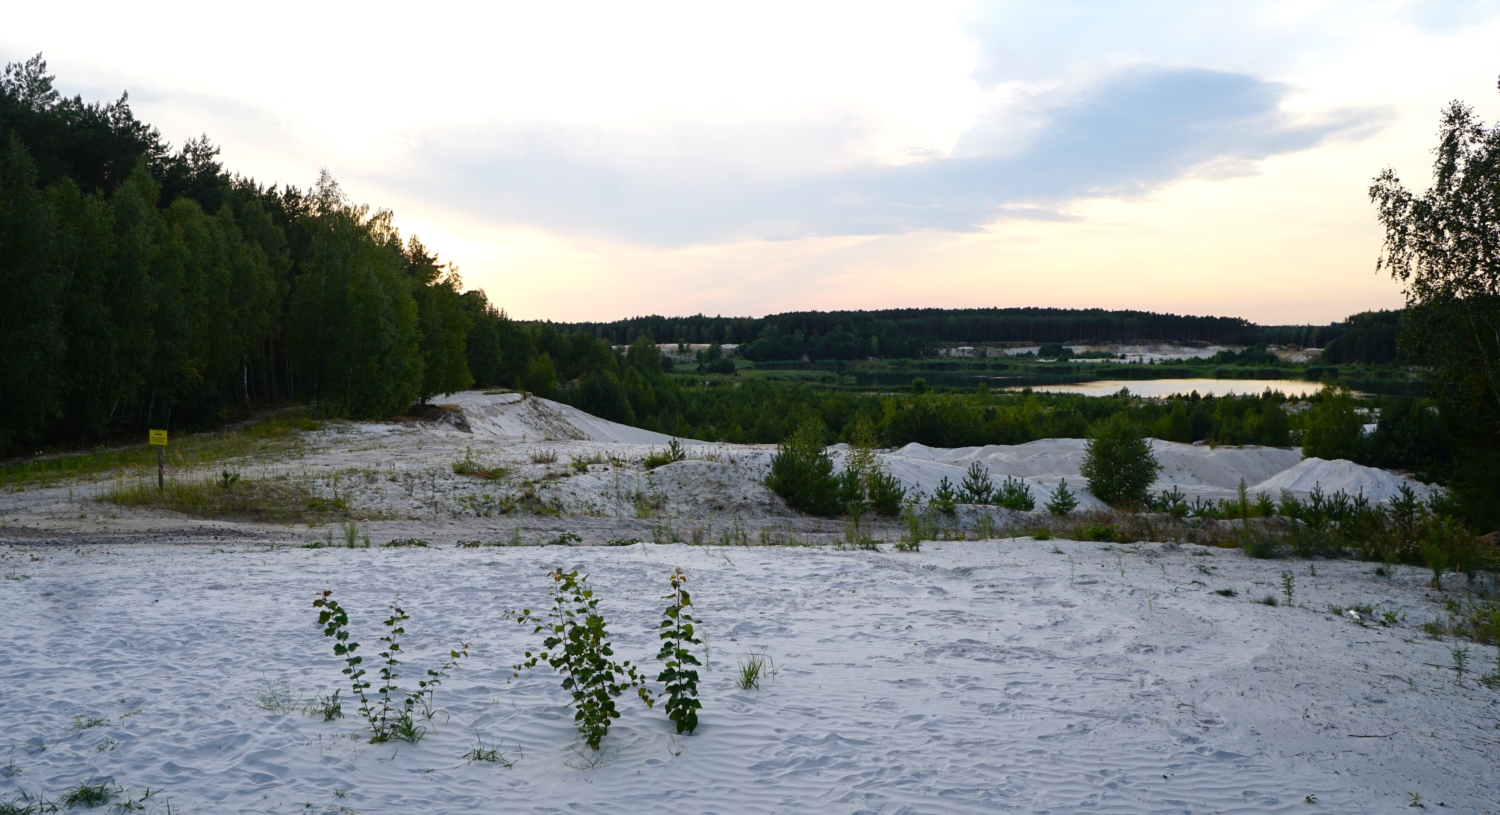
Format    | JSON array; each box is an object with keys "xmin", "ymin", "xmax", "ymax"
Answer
[{"xmin": 1015, "ymin": 379, "xmax": 1328, "ymax": 398}]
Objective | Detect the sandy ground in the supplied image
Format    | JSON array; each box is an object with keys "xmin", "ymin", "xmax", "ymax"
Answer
[
  {"xmin": 1, "ymin": 539, "xmax": 1496, "ymax": 813},
  {"xmin": 1, "ymin": 391, "xmax": 1479, "ymax": 813}
]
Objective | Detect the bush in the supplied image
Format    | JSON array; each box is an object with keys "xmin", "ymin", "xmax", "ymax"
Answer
[
  {"xmin": 995, "ymin": 476, "xmax": 1035, "ymax": 511},
  {"xmin": 958, "ymin": 462, "xmax": 995, "ymax": 504},
  {"xmin": 928, "ymin": 477, "xmax": 958, "ymax": 514},
  {"xmin": 1302, "ymin": 386, "xmax": 1366, "ymax": 462},
  {"xmin": 1080, "ymin": 415, "xmax": 1161, "ymax": 509},
  {"xmin": 765, "ymin": 420, "xmax": 842, "ymax": 516}
]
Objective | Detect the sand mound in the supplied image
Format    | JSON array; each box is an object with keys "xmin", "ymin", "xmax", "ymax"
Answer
[
  {"xmin": 1251, "ymin": 457, "xmax": 1438, "ymax": 503},
  {"xmin": 444, "ymin": 391, "xmax": 680, "ymax": 445}
]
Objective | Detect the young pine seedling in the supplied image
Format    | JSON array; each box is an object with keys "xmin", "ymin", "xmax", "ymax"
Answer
[
  {"xmin": 1280, "ymin": 571, "xmax": 1296, "ymax": 606},
  {"xmin": 656, "ymin": 568, "xmax": 703, "ymax": 734},
  {"xmin": 513, "ymin": 569, "xmax": 652, "ymax": 750}
]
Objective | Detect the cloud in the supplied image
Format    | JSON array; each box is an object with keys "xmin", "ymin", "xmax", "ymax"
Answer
[{"xmin": 390, "ymin": 65, "xmax": 1385, "ymax": 245}]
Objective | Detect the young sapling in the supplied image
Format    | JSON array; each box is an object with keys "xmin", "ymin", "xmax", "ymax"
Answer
[{"xmin": 655, "ymin": 568, "xmax": 703, "ymax": 734}]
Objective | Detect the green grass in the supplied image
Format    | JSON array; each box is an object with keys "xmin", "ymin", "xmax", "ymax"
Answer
[
  {"xmin": 101, "ymin": 475, "xmax": 353, "ymax": 523},
  {"xmin": 1, "ymin": 409, "xmax": 321, "ymax": 489},
  {"xmin": 58, "ymin": 780, "xmax": 114, "ymax": 808}
]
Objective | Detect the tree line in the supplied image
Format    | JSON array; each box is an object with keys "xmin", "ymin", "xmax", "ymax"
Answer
[{"xmin": 0, "ymin": 55, "xmax": 476, "ymax": 453}]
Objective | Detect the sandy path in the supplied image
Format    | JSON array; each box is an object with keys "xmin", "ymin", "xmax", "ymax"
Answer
[{"xmin": 1, "ymin": 539, "xmax": 1492, "ymax": 813}]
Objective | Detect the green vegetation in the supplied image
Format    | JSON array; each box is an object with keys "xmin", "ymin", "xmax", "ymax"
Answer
[
  {"xmin": 1080, "ymin": 415, "xmax": 1161, "ymax": 509},
  {"xmin": 101, "ymin": 474, "xmax": 352, "ymax": 522},
  {"xmin": 655, "ymin": 568, "xmax": 703, "ymax": 735},
  {"xmin": 513, "ymin": 569, "xmax": 652, "ymax": 750},
  {"xmin": 1370, "ymin": 88, "xmax": 1500, "ymax": 527},
  {"xmin": 312, "ymin": 590, "xmax": 469, "ymax": 743}
]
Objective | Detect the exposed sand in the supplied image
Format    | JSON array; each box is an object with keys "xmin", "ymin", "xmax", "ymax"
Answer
[{"xmin": 1, "ymin": 539, "xmax": 1494, "ymax": 813}]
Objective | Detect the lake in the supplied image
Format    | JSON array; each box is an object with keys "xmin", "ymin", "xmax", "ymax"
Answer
[{"xmin": 1013, "ymin": 379, "xmax": 1328, "ymax": 398}]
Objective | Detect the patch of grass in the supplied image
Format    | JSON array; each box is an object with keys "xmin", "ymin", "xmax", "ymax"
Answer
[
  {"xmin": 303, "ymin": 690, "xmax": 343, "ymax": 721},
  {"xmin": 1, "ymin": 409, "xmax": 320, "ymax": 488},
  {"xmin": 101, "ymin": 476, "xmax": 354, "ymax": 523},
  {"xmin": 254, "ymin": 678, "xmax": 301, "ymax": 714},
  {"xmin": 453, "ymin": 448, "xmax": 509, "ymax": 480},
  {"xmin": 530, "ymin": 449, "xmax": 558, "ymax": 464},
  {"xmin": 59, "ymin": 781, "xmax": 115, "ymax": 809},
  {"xmin": 1256, "ymin": 594, "xmax": 1279, "ymax": 607},
  {"xmin": 643, "ymin": 439, "xmax": 687, "ymax": 470},
  {"xmin": 383, "ymin": 538, "xmax": 430, "ymax": 548},
  {"xmin": 464, "ymin": 736, "xmax": 517, "ymax": 767},
  {"xmin": 736, "ymin": 649, "xmax": 777, "ymax": 691},
  {"xmin": 1214, "ymin": 588, "xmax": 1237, "ymax": 597},
  {"xmin": 1077, "ymin": 522, "xmax": 1118, "ymax": 543},
  {"xmin": 72, "ymin": 715, "xmax": 110, "ymax": 731}
]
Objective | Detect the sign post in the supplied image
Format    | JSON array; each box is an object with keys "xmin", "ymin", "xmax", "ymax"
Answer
[{"xmin": 149, "ymin": 429, "xmax": 168, "ymax": 491}]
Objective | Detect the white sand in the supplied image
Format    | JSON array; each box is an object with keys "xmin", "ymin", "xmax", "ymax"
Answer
[{"xmin": 1, "ymin": 539, "xmax": 1494, "ymax": 813}]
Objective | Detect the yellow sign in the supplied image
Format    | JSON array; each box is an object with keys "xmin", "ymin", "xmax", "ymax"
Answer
[{"xmin": 149, "ymin": 429, "xmax": 168, "ymax": 446}]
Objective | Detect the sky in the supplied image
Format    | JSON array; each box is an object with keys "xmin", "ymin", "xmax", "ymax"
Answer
[{"xmin": 5, "ymin": 1, "xmax": 1500, "ymax": 325}]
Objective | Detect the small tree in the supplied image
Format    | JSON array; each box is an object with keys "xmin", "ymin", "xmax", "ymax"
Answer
[
  {"xmin": 1080, "ymin": 415, "xmax": 1161, "ymax": 509},
  {"xmin": 958, "ymin": 462, "xmax": 995, "ymax": 504},
  {"xmin": 1046, "ymin": 479, "xmax": 1079, "ymax": 515},
  {"xmin": 765, "ymin": 419, "xmax": 841, "ymax": 516}
]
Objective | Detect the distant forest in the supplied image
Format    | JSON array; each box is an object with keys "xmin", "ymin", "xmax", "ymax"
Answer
[
  {"xmin": 0, "ymin": 54, "xmax": 1403, "ymax": 457},
  {"xmin": 559, "ymin": 308, "xmax": 1401, "ymax": 363}
]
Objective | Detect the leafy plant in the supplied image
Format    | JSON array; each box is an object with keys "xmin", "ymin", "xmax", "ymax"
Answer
[
  {"xmin": 958, "ymin": 462, "xmax": 994, "ymax": 504},
  {"xmin": 1280, "ymin": 571, "xmax": 1296, "ymax": 606},
  {"xmin": 303, "ymin": 690, "xmax": 343, "ymax": 721},
  {"xmin": 219, "ymin": 469, "xmax": 240, "ymax": 490},
  {"xmin": 897, "ymin": 506, "xmax": 924, "ymax": 551},
  {"xmin": 1451, "ymin": 645, "xmax": 1470, "ymax": 686},
  {"xmin": 1046, "ymin": 479, "xmax": 1080, "ymax": 515},
  {"xmin": 312, "ymin": 590, "xmax": 468, "ymax": 743},
  {"xmin": 514, "ymin": 569, "xmax": 652, "ymax": 750},
  {"xmin": 655, "ymin": 568, "xmax": 703, "ymax": 734}
]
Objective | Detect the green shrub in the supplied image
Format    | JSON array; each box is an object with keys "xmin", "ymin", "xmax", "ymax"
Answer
[
  {"xmin": 1079, "ymin": 521, "xmax": 1118, "ymax": 542},
  {"xmin": 995, "ymin": 476, "xmax": 1035, "ymax": 511},
  {"xmin": 928, "ymin": 477, "xmax": 958, "ymax": 514},
  {"xmin": 765, "ymin": 420, "xmax": 841, "ymax": 516},
  {"xmin": 644, "ymin": 438, "xmax": 686, "ymax": 470},
  {"xmin": 1080, "ymin": 415, "xmax": 1161, "ymax": 509}
]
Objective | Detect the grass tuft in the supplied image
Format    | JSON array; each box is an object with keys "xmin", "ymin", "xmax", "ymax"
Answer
[
  {"xmin": 253, "ymin": 678, "xmax": 300, "ymax": 714},
  {"xmin": 736, "ymin": 649, "xmax": 777, "ymax": 691},
  {"xmin": 101, "ymin": 476, "xmax": 354, "ymax": 523}
]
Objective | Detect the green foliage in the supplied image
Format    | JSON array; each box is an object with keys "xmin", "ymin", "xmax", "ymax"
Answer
[
  {"xmin": 1078, "ymin": 521, "xmax": 1118, "ymax": 542},
  {"xmin": 1214, "ymin": 588, "xmax": 1237, "ymax": 597},
  {"xmin": 1301, "ymin": 386, "xmax": 1366, "ymax": 462},
  {"xmin": 995, "ymin": 476, "xmax": 1035, "ymax": 511},
  {"xmin": 655, "ymin": 568, "xmax": 702, "ymax": 735},
  {"xmin": 765, "ymin": 420, "xmax": 842, "ymax": 516},
  {"xmin": 736, "ymin": 649, "xmax": 776, "ymax": 691},
  {"xmin": 59, "ymin": 780, "xmax": 114, "ymax": 808},
  {"xmin": 928, "ymin": 477, "xmax": 958, "ymax": 514},
  {"xmin": 1046, "ymin": 479, "xmax": 1080, "ymax": 515},
  {"xmin": 312, "ymin": 590, "xmax": 468, "ymax": 743},
  {"xmin": 958, "ymin": 462, "xmax": 994, "ymax": 504},
  {"xmin": 1080, "ymin": 415, "xmax": 1161, "ymax": 509},
  {"xmin": 514, "ymin": 569, "xmax": 651, "ymax": 750},
  {"xmin": 1370, "ymin": 94, "xmax": 1500, "ymax": 527},
  {"xmin": 644, "ymin": 438, "xmax": 686, "ymax": 470}
]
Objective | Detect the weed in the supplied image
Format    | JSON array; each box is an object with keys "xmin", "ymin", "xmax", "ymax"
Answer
[
  {"xmin": 736, "ymin": 648, "xmax": 777, "ymax": 691},
  {"xmin": 655, "ymin": 568, "xmax": 703, "ymax": 734},
  {"xmin": 1214, "ymin": 588, "xmax": 1237, "ymax": 597},
  {"xmin": 312, "ymin": 591, "xmax": 468, "ymax": 743},
  {"xmin": 340, "ymin": 522, "xmax": 367, "ymax": 549},
  {"xmin": 3, "ymin": 573, "xmax": 29, "ymax": 581},
  {"xmin": 513, "ymin": 569, "xmax": 652, "ymax": 750},
  {"xmin": 59, "ymin": 780, "xmax": 115, "ymax": 808},
  {"xmin": 1280, "ymin": 571, "xmax": 1296, "ymax": 606},
  {"xmin": 464, "ymin": 736, "xmax": 517, "ymax": 768},
  {"xmin": 72, "ymin": 715, "xmax": 110, "ymax": 731},
  {"xmin": 544, "ymin": 532, "xmax": 582, "ymax": 546},
  {"xmin": 896, "ymin": 506, "xmax": 924, "ymax": 551},
  {"xmin": 0, "ymin": 764, "xmax": 18, "ymax": 778},
  {"xmin": 1032, "ymin": 529, "xmax": 1053, "ymax": 541},
  {"xmin": 453, "ymin": 448, "xmax": 508, "ymax": 480},
  {"xmin": 1079, "ymin": 521, "xmax": 1118, "ymax": 543},
  {"xmin": 383, "ymin": 538, "xmax": 429, "ymax": 548},
  {"xmin": 303, "ymin": 690, "xmax": 343, "ymax": 721},
  {"xmin": 643, "ymin": 439, "xmax": 687, "ymax": 470},
  {"xmin": 254, "ymin": 678, "xmax": 301, "ymax": 714},
  {"xmin": 1451, "ymin": 645, "xmax": 1470, "ymax": 686},
  {"xmin": 974, "ymin": 513, "xmax": 998, "ymax": 540},
  {"xmin": 1257, "ymin": 595, "xmax": 1279, "ymax": 607},
  {"xmin": 530, "ymin": 449, "xmax": 558, "ymax": 465}
]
